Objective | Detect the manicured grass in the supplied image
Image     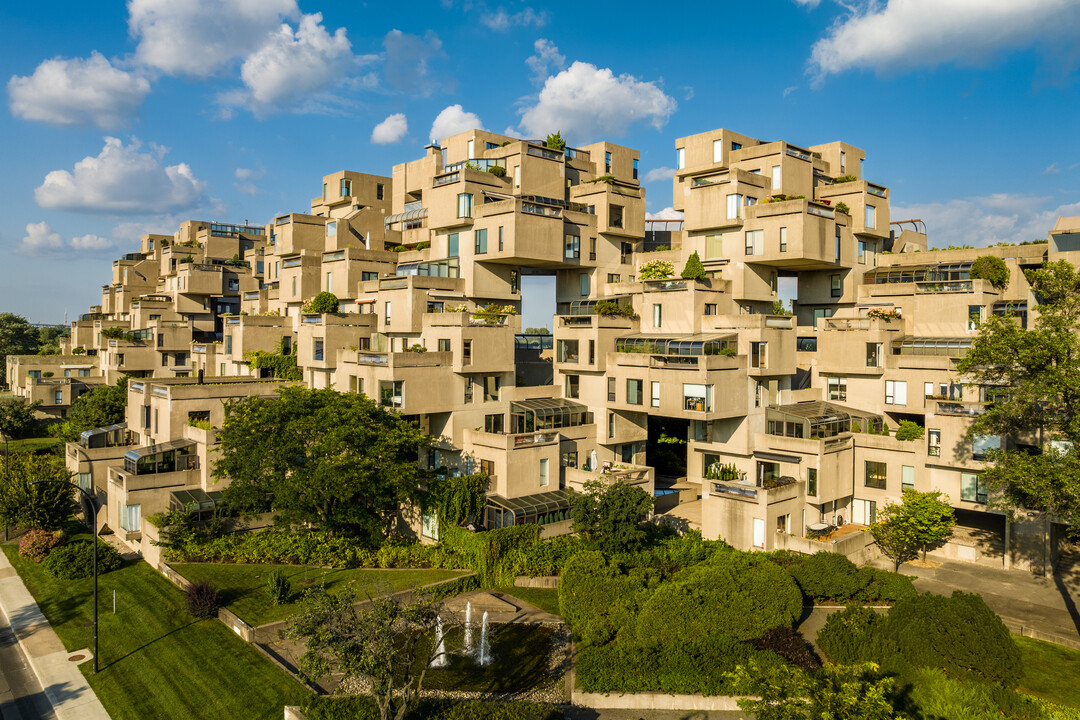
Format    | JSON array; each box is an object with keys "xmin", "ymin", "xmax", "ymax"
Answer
[
  {"xmin": 2, "ymin": 544, "xmax": 308, "ymax": 720},
  {"xmin": 3, "ymin": 436, "xmax": 61, "ymax": 454},
  {"xmin": 172, "ymin": 563, "xmax": 469, "ymax": 626},
  {"xmin": 495, "ymin": 586, "xmax": 561, "ymax": 616},
  {"xmin": 1016, "ymin": 635, "xmax": 1080, "ymax": 708}
]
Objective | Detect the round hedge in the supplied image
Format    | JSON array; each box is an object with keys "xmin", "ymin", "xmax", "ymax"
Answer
[
  {"xmin": 817, "ymin": 605, "xmax": 887, "ymax": 665},
  {"xmin": 884, "ymin": 591, "xmax": 1022, "ymax": 688},
  {"xmin": 42, "ymin": 539, "xmax": 123, "ymax": 580},
  {"xmin": 635, "ymin": 553, "xmax": 802, "ymax": 644},
  {"xmin": 969, "ymin": 256, "xmax": 1009, "ymax": 290},
  {"xmin": 559, "ymin": 550, "xmax": 661, "ymax": 646},
  {"xmin": 791, "ymin": 551, "xmax": 869, "ymax": 602}
]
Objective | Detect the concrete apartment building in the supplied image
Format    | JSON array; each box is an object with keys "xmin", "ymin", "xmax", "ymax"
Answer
[{"xmin": 12, "ymin": 126, "xmax": 1075, "ymax": 572}]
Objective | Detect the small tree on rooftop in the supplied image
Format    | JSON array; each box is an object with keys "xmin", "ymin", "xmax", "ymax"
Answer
[
  {"xmin": 969, "ymin": 255, "xmax": 1009, "ymax": 290},
  {"xmin": 680, "ymin": 251, "xmax": 706, "ymax": 281},
  {"xmin": 303, "ymin": 291, "xmax": 340, "ymax": 314},
  {"xmin": 544, "ymin": 131, "xmax": 566, "ymax": 151}
]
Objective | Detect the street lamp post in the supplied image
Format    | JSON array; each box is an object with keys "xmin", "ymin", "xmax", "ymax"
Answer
[{"xmin": 31, "ymin": 479, "xmax": 98, "ymax": 673}]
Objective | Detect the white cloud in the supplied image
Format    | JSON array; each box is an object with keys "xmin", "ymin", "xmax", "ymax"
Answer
[
  {"xmin": 792, "ymin": 0, "xmax": 821, "ymax": 7},
  {"xmin": 526, "ymin": 39, "xmax": 565, "ymax": 85},
  {"xmin": 234, "ymin": 167, "xmax": 265, "ymax": 196},
  {"xmin": 371, "ymin": 112, "xmax": 408, "ymax": 144},
  {"xmin": 807, "ymin": 0, "xmax": 1080, "ymax": 85},
  {"xmin": 646, "ymin": 207, "xmax": 684, "ymax": 221},
  {"xmin": 128, "ymin": 0, "xmax": 300, "ymax": 77},
  {"xmin": 893, "ymin": 193, "xmax": 1080, "ymax": 248},
  {"xmin": 783, "ymin": 85, "xmax": 798, "ymax": 98},
  {"xmin": 228, "ymin": 13, "xmax": 359, "ymax": 113},
  {"xmin": 35, "ymin": 136, "xmax": 206, "ymax": 214},
  {"xmin": 430, "ymin": 104, "xmax": 484, "ymax": 143},
  {"xmin": 383, "ymin": 30, "xmax": 445, "ymax": 96},
  {"xmin": 481, "ymin": 6, "xmax": 548, "ymax": 31},
  {"xmin": 8, "ymin": 52, "xmax": 150, "ymax": 129},
  {"xmin": 517, "ymin": 61, "xmax": 677, "ymax": 142},
  {"xmin": 18, "ymin": 222, "xmax": 115, "ymax": 256},
  {"xmin": 1045, "ymin": 163, "xmax": 1061, "ymax": 174},
  {"xmin": 644, "ymin": 166, "xmax": 676, "ymax": 183}
]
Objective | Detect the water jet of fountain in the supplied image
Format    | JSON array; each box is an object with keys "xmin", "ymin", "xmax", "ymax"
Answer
[
  {"xmin": 464, "ymin": 601, "xmax": 472, "ymax": 655},
  {"xmin": 430, "ymin": 614, "xmax": 448, "ymax": 668},
  {"xmin": 478, "ymin": 611, "xmax": 491, "ymax": 666}
]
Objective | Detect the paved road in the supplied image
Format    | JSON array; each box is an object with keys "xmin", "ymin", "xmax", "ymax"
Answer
[{"xmin": 0, "ymin": 617, "xmax": 56, "ymax": 720}]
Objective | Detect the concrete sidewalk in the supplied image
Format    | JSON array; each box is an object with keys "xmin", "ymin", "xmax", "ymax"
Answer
[
  {"xmin": 0, "ymin": 550, "xmax": 109, "ymax": 720},
  {"xmin": 869, "ymin": 556, "xmax": 1080, "ymax": 648}
]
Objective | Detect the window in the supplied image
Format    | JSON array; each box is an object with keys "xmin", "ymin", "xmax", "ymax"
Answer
[
  {"xmin": 557, "ymin": 340, "xmax": 579, "ymax": 363},
  {"xmin": 484, "ymin": 414, "xmax": 504, "ymax": 433},
  {"xmin": 831, "ymin": 274, "xmax": 842, "ymax": 298},
  {"xmin": 566, "ymin": 375, "xmax": 579, "ymax": 399},
  {"xmin": 609, "ymin": 204, "xmax": 624, "ymax": 229},
  {"xmin": 750, "ymin": 342, "xmax": 767, "ymax": 369},
  {"xmin": 384, "ymin": 301, "xmax": 391, "ymax": 324},
  {"xmin": 828, "ymin": 377, "xmax": 847, "ymax": 401},
  {"xmin": 579, "ymin": 273, "xmax": 589, "ymax": 297},
  {"xmin": 755, "ymin": 381, "xmax": 765, "ymax": 408},
  {"xmin": 865, "ymin": 204, "xmax": 876, "ymax": 229},
  {"xmin": 968, "ymin": 305, "xmax": 982, "ymax": 331},
  {"xmin": 457, "ymin": 193, "xmax": 473, "ymax": 218},
  {"xmin": 864, "ymin": 461, "xmax": 887, "ymax": 489},
  {"xmin": 605, "ymin": 151, "xmax": 612, "ymax": 173},
  {"xmin": 731, "ymin": 142, "xmax": 742, "ymax": 151},
  {"xmin": 608, "ymin": 412, "xmax": 615, "ymax": 438},
  {"xmin": 120, "ymin": 503, "xmax": 141, "ymax": 533},
  {"xmin": 54, "ymin": 390, "xmax": 63, "ymax": 404},
  {"xmin": 513, "ymin": 165, "xmax": 520, "ymax": 188},
  {"xmin": 902, "ymin": 465, "xmax": 915, "ymax": 491},
  {"xmin": 866, "ymin": 342, "xmax": 881, "ymax": 368},
  {"xmin": 484, "ymin": 376, "xmax": 501, "ymax": 401},
  {"xmin": 704, "ymin": 303, "xmax": 717, "ymax": 315},
  {"xmin": 727, "ymin": 194, "xmax": 742, "ymax": 220},
  {"xmin": 885, "ymin": 380, "xmax": 907, "ymax": 405},
  {"xmin": 632, "ymin": 158, "xmax": 638, "ymax": 180},
  {"xmin": 464, "ymin": 378, "xmax": 473, "ymax": 403},
  {"xmin": 376, "ymin": 183, "xmax": 384, "ymax": 200},
  {"xmin": 807, "ymin": 468, "xmax": 818, "ymax": 496},
  {"xmin": 448, "ymin": 232, "xmax": 459, "ymax": 257},
  {"xmin": 511, "ymin": 270, "xmax": 519, "ymax": 293},
  {"xmin": 779, "ymin": 226, "xmax": 787, "ymax": 253},
  {"xmin": 292, "ymin": 276, "xmax": 297, "ymax": 297},
  {"xmin": 474, "ymin": 228, "xmax": 487, "ymax": 254},
  {"xmin": 745, "ymin": 229, "xmax": 763, "ymax": 255},
  {"xmin": 380, "ymin": 380, "xmax": 404, "ymax": 408},
  {"xmin": 683, "ymin": 383, "xmax": 712, "ymax": 412},
  {"xmin": 564, "ymin": 234, "xmax": 580, "ymax": 259},
  {"xmin": 924, "ymin": 382, "xmax": 935, "ymax": 398},
  {"xmin": 797, "ymin": 337, "xmax": 817, "ymax": 352},
  {"xmin": 362, "ymin": 271, "xmax": 378, "ymax": 281},
  {"xmin": 326, "ymin": 271, "xmax": 332, "ymax": 293},
  {"xmin": 608, "ymin": 377, "xmax": 616, "ymax": 402},
  {"xmin": 438, "ymin": 338, "xmax": 451, "ymax": 352},
  {"xmin": 676, "ymin": 147, "xmax": 685, "ymax": 169},
  {"xmin": 840, "ymin": 150, "xmax": 846, "ymax": 172},
  {"xmin": 858, "ymin": 241, "xmax": 866, "ymax": 264},
  {"xmin": 771, "ymin": 165, "xmax": 781, "ymax": 190},
  {"xmin": 972, "ymin": 434, "xmax": 1001, "ymax": 460},
  {"xmin": 588, "ymin": 339, "xmax": 595, "ymax": 364},
  {"xmin": 607, "ymin": 273, "xmax": 622, "ymax": 284},
  {"xmin": 498, "ymin": 226, "xmax": 504, "ymax": 251},
  {"xmin": 64, "ymin": 368, "xmax": 71, "ymax": 378},
  {"xmin": 651, "ymin": 381, "xmax": 660, "ymax": 408},
  {"xmin": 422, "ymin": 513, "xmax": 439, "ymax": 541},
  {"xmin": 835, "ymin": 227, "xmax": 842, "ymax": 262},
  {"xmin": 463, "ymin": 340, "xmax": 472, "ymax": 365},
  {"xmin": 627, "ymin": 379, "xmax": 643, "ymax": 405},
  {"xmin": 589, "ymin": 237, "xmax": 596, "ymax": 261},
  {"xmin": 771, "ymin": 272, "xmax": 778, "ymax": 293},
  {"xmin": 340, "ymin": 178, "xmax": 351, "ymax": 197},
  {"xmin": 928, "ymin": 429, "xmax": 941, "ymax": 456},
  {"xmin": 961, "ymin": 472, "xmax": 986, "ymax": 503},
  {"xmin": 693, "ymin": 420, "xmax": 708, "ymax": 442},
  {"xmin": 653, "ymin": 303, "xmax": 662, "ymax": 328},
  {"xmin": 313, "ymin": 338, "xmax": 324, "ymax": 361},
  {"xmin": 621, "ymin": 241, "xmax": 633, "ymax": 265},
  {"xmin": 539, "ymin": 458, "xmax": 549, "ymax": 486}
]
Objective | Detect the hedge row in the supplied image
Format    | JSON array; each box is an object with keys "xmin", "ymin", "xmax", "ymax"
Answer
[
  {"xmin": 787, "ymin": 551, "xmax": 916, "ymax": 604},
  {"xmin": 302, "ymin": 697, "xmax": 563, "ymax": 720}
]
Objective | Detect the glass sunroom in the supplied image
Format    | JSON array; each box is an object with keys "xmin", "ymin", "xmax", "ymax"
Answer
[
  {"xmin": 766, "ymin": 401, "xmax": 882, "ymax": 439},
  {"xmin": 123, "ymin": 439, "xmax": 199, "ymax": 475},
  {"xmin": 509, "ymin": 398, "xmax": 593, "ymax": 434},
  {"xmin": 485, "ymin": 490, "xmax": 570, "ymax": 529},
  {"xmin": 615, "ymin": 333, "xmax": 736, "ymax": 356}
]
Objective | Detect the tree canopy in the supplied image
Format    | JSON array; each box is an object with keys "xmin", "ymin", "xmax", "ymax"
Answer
[
  {"xmin": 969, "ymin": 255, "xmax": 1010, "ymax": 290},
  {"xmin": 0, "ymin": 398, "xmax": 41, "ymax": 440},
  {"xmin": 51, "ymin": 377, "xmax": 128, "ymax": 442},
  {"xmin": 303, "ymin": 291, "xmax": 340, "ymax": 314},
  {"xmin": 871, "ymin": 489, "xmax": 955, "ymax": 569},
  {"xmin": 214, "ymin": 386, "xmax": 429, "ymax": 544},
  {"xmin": 0, "ymin": 452, "xmax": 78, "ymax": 531},
  {"xmin": 0, "ymin": 313, "xmax": 41, "ymax": 386},
  {"xmin": 568, "ymin": 479, "xmax": 653, "ymax": 553},
  {"xmin": 956, "ymin": 260, "xmax": 1080, "ymax": 528},
  {"xmin": 680, "ymin": 251, "xmax": 706, "ymax": 281}
]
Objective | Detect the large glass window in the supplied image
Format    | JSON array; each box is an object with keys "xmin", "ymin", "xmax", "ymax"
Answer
[
  {"xmin": 448, "ymin": 233, "xmax": 459, "ymax": 257},
  {"xmin": 609, "ymin": 205, "xmax": 624, "ymax": 229},
  {"xmin": 902, "ymin": 465, "xmax": 915, "ymax": 490},
  {"xmin": 865, "ymin": 204, "xmax": 876, "ymax": 229},
  {"xmin": 565, "ymin": 375, "xmax": 579, "ymax": 399},
  {"xmin": 797, "ymin": 337, "xmax": 818, "ymax": 352},
  {"xmin": 683, "ymin": 383, "xmax": 712, "ymax": 412},
  {"xmin": 539, "ymin": 458, "xmax": 549, "ymax": 487},
  {"xmin": 627, "ymin": 379, "xmax": 643, "ymax": 405},
  {"xmin": 807, "ymin": 468, "xmax": 817, "ymax": 496},
  {"xmin": 580, "ymin": 273, "xmax": 589, "ymax": 297},
  {"xmin": 557, "ymin": 340, "xmax": 579, "ymax": 363},
  {"xmin": 457, "ymin": 193, "xmax": 473, "ymax": 218},
  {"xmin": 885, "ymin": 380, "xmax": 907, "ymax": 405},
  {"xmin": 745, "ymin": 229, "xmax": 763, "ymax": 255},
  {"xmin": 727, "ymin": 194, "xmax": 742, "ymax": 220},
  {"xmin": 972, "ymin": 434, "xmax": 1001, "ymax": 460},
  {"xmin": 866, "ymin": 342, "xmax": 881, "ymax": 368},
  {"xmin": 120, "ymin": 504, "xmax": 141, "ymax": 532},
  {"xmin": 474, "ymin": 229, "xmax": 487, "ymax": 254},
  {"xmin": 961, "ymin": 472, "xmax": 986, "ymax": 503},
  {"xmin": 313, "ymin": 338, "xmax": 324, "ymax": 362},
  {"xmin": 831, "ymin": 274, "xmax": 842, "ymax": 297},
  {"xmin": 928, "ymin": 429, "xmax": 941, "ymax": 456},
  {"xmin": 828, "ymin": 377, "xmax": 847, "ymax": 401},
  {"xmin": 864, "ymin": 461, "xmax": 887, "ymax": 489},
  {"xmin": 651, "ymin": 381, "xmax": 660, "ymax": 408},
  {"xmin": 564, "ymin": 234, "xmax": 580, "ymax": 260},
  {"xmin": 750, "ymin": 342, "xmax": 767, "ymax": 369},
  {"xmin": 676, "ymin": 147, "xmax": 685, "ymax": 169},
  {"xmin": 608, "ymin": 377, "xmax": 616, "ymax": 402}
]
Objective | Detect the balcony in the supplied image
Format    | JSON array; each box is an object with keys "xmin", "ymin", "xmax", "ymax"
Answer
[{"xmin": 934, "ymin": 400, "xmax": 988, "ymax": 417}]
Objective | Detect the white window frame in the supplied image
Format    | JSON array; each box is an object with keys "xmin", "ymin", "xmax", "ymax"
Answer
[{"xmin": 885, "ymin": 380, "xmax": 907, "ymax": 405}]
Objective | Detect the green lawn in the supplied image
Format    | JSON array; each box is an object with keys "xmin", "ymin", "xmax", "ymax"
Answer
[
  {"xmin": 2, "ymin": 544, "xmax": 308, "ymax": 720},
  {"xmin": 495, "ymin": 586, "xmax": 561, "ymax": 616},
  {"xmin": 3, "ymin": 436, "xmax": 61, "ymax": 454},
  {"xmin": 172, "ymin": 563, "xmax": 469, "ymax": 626},
  {"xmin": 1016, "ymin": 635, "xmax": 1080, "ymax": 708}
]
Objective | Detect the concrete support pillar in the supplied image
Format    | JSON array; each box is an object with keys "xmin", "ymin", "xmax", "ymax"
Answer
[{"xmin": 1004, "ymin": 516, "xmax": 1011, "ymax": 571}]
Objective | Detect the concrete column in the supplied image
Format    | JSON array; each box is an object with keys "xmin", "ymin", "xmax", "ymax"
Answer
[{"xmin": 1003, "ymin": 516, "xmax": 1011, "ymax": 571}]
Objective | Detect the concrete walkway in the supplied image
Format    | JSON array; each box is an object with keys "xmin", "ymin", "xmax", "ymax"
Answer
[
  {"xmin": 0, "ymin": 551, "xmax": 109, "ymax": 720},
  {"xmin": 868, "ymin": 556, "xmax": 1080, "ymax": 648}
]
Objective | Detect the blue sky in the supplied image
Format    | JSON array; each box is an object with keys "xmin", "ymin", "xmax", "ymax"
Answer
[{"xmin": 1, "ymin": 0, "xmax": 1078, "ymax": 326}]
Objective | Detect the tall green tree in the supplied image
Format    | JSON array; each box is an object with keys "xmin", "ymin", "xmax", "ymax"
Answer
[
  {"xmin": 956, "ymin": 260, "xmax": 1080, "ymax": 528},
  {"xmin": 680, "ymin": 251, "xmax": 706, "ymax": 280},
  {"xmin": 0, "ymin": 452, "xmax": 77, "ymax": 530},
  {"xmin": 51, "ymin": 377, "xmax": 128, "ymax": 442},
  {"xmin": 568, "ymin": 479, "xmax": 653, "ymax": 553},
  {"xmin": 215, "ymin": 386, "xmax": 429, "ymax": 544},
  {"xmin": 285, "ymin": 587, "xmax": 444, "ymax": 720},
  {"xmin": 0, "ymin": 313, "xmax": 40, "ymax": 386},
  {"xmin": 35, "ymin": 326, "xmax": 69, "ymax": 355},
  {"xmin": 0, "ymin": 398, "xmax": 41, "ymax": 440},
  {"xmin": 871, "ymin": 489, "xmax": 955, "ymax": 568}
]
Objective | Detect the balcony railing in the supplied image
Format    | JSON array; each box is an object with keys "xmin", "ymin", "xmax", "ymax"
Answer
[{"xmin": 512, "ymin": 432, "xmax": 559, "ymax": 448}]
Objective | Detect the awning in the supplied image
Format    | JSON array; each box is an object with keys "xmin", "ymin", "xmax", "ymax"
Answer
[
  {"xmin": 124, "ymin": 438, "xmax": 196, "ymax": 462},
  {"xmin": 486, "ymin": 490, "xmax": 569, "ymax": 518},
  {"xmin": 170, "ymin": 488, "xmax": 223, "ymax": 513},
  {"xmin": 384, "ymin": 207, "xmax": 428, "ymax": 227},
  {"xmin": 81, "ymin": 422, "xmax": 127, "ymax": 440}
]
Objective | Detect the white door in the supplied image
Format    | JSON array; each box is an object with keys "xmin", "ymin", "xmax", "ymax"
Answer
[
  {"xmin": 752, "ymin": 518, "xmax": 765, "ymax": 549},
  {"xmin": 852, "ymin": 499, "xmax": 876, "ymax": 525}
]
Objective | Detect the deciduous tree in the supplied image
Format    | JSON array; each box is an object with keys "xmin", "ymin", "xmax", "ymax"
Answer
[
  {"xmin": 0, "ymin": 398, "xmax": 41, "ymax": 440},
  {"xmin": 0, "ymin": 313, "xmax": 39, "ymax": 386},
  {"xmin": 51, "ymin": 377, "xmax": 128, "ymax": 442},
  {"xmin": 0, "ymin": 452, "xmax": 77, "ymax": 531},
  {"xmin": 569, "ymin": 479, "xmax": 653, "ymax": 553},
  {"xmin": 871, "ymin": 489, "xmax": 955, "ymax": 568}
]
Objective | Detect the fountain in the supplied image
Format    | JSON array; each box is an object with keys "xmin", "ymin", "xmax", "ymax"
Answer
[
  {"xmin": 429, "ymin": 614, "xmax": 448, "ymax": 668},
  {"xmin": 478, "ymin": 611, "xmax": 491, "ymax": 666},
  {"xmin": 463, "ymin": 601, "xmax": 473, "ymax": 656}
]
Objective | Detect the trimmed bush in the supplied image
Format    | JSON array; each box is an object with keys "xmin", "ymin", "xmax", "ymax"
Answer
[
  {"xmin": 817, "ymin": 605, "xmax": 887, "ymax": 665},
  {"xmin": 19, "ymin": 529, "xmax": 62, "ymax": 562},
  {"xmin": 42, "ymin": 539, "xmax": 122, "ymax": 579},
  {"xmin": 859, "ymin": 568, "xmax": 917, "ymax": 603},
  {"xmin": 559, "ymin": 550, "xmax": 660, "ymax": 646},
  {"xmin": 302, "ymin": 696, "xmax": 564, "ymax": 720},
  {"xmin": 883, "ymin": 591, "xmax": 1022, "ymax": 688},
  {"xmin": 680, "ymin": 251, "xmax": 706, "ymax": 280},
  {"xmin": 895, "ymin": 420, "xmax": 925, "ymax": 441},
  {"xmin": 790, "ymin": 551, "xmax": 869, "ymax": 602},
  {"xmin": 266, "ymin": 568, "xmax": 291, "ymax": 605},
  {"xmin": 185, "ymin": 580, "xmax": 222, "ymax": 619},
  {"xmin": 970, "ymin": 255, "xmax": 1010, "ymax": 290},
  {"xmin": 636, "ymin": 553, "xmax": 802, "ymax": 644},
  {"xmin": 302, "ymin": 291, "xmax": 340, "ymax": 313}
]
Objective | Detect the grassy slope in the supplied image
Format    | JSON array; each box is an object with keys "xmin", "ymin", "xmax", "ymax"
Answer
[
  {"xmin": 3, "ymin": 545, "xmax": 307, "ymax": 720},
  {"xmin": 495, "ymin": 586, "xmax": 561, "ymax": 616},
  {"xmin": 172, "ymin": 563, "xmax": 467, "ymax": 626},
  {"xmin": 1016, "ymin": 635, "xmax": 1080, "ymax": 708}
]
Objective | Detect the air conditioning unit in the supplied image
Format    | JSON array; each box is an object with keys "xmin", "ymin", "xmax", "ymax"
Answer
[{"xmin": 834, "ymin": 514, "xmax": 845, "ymax": 527}]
